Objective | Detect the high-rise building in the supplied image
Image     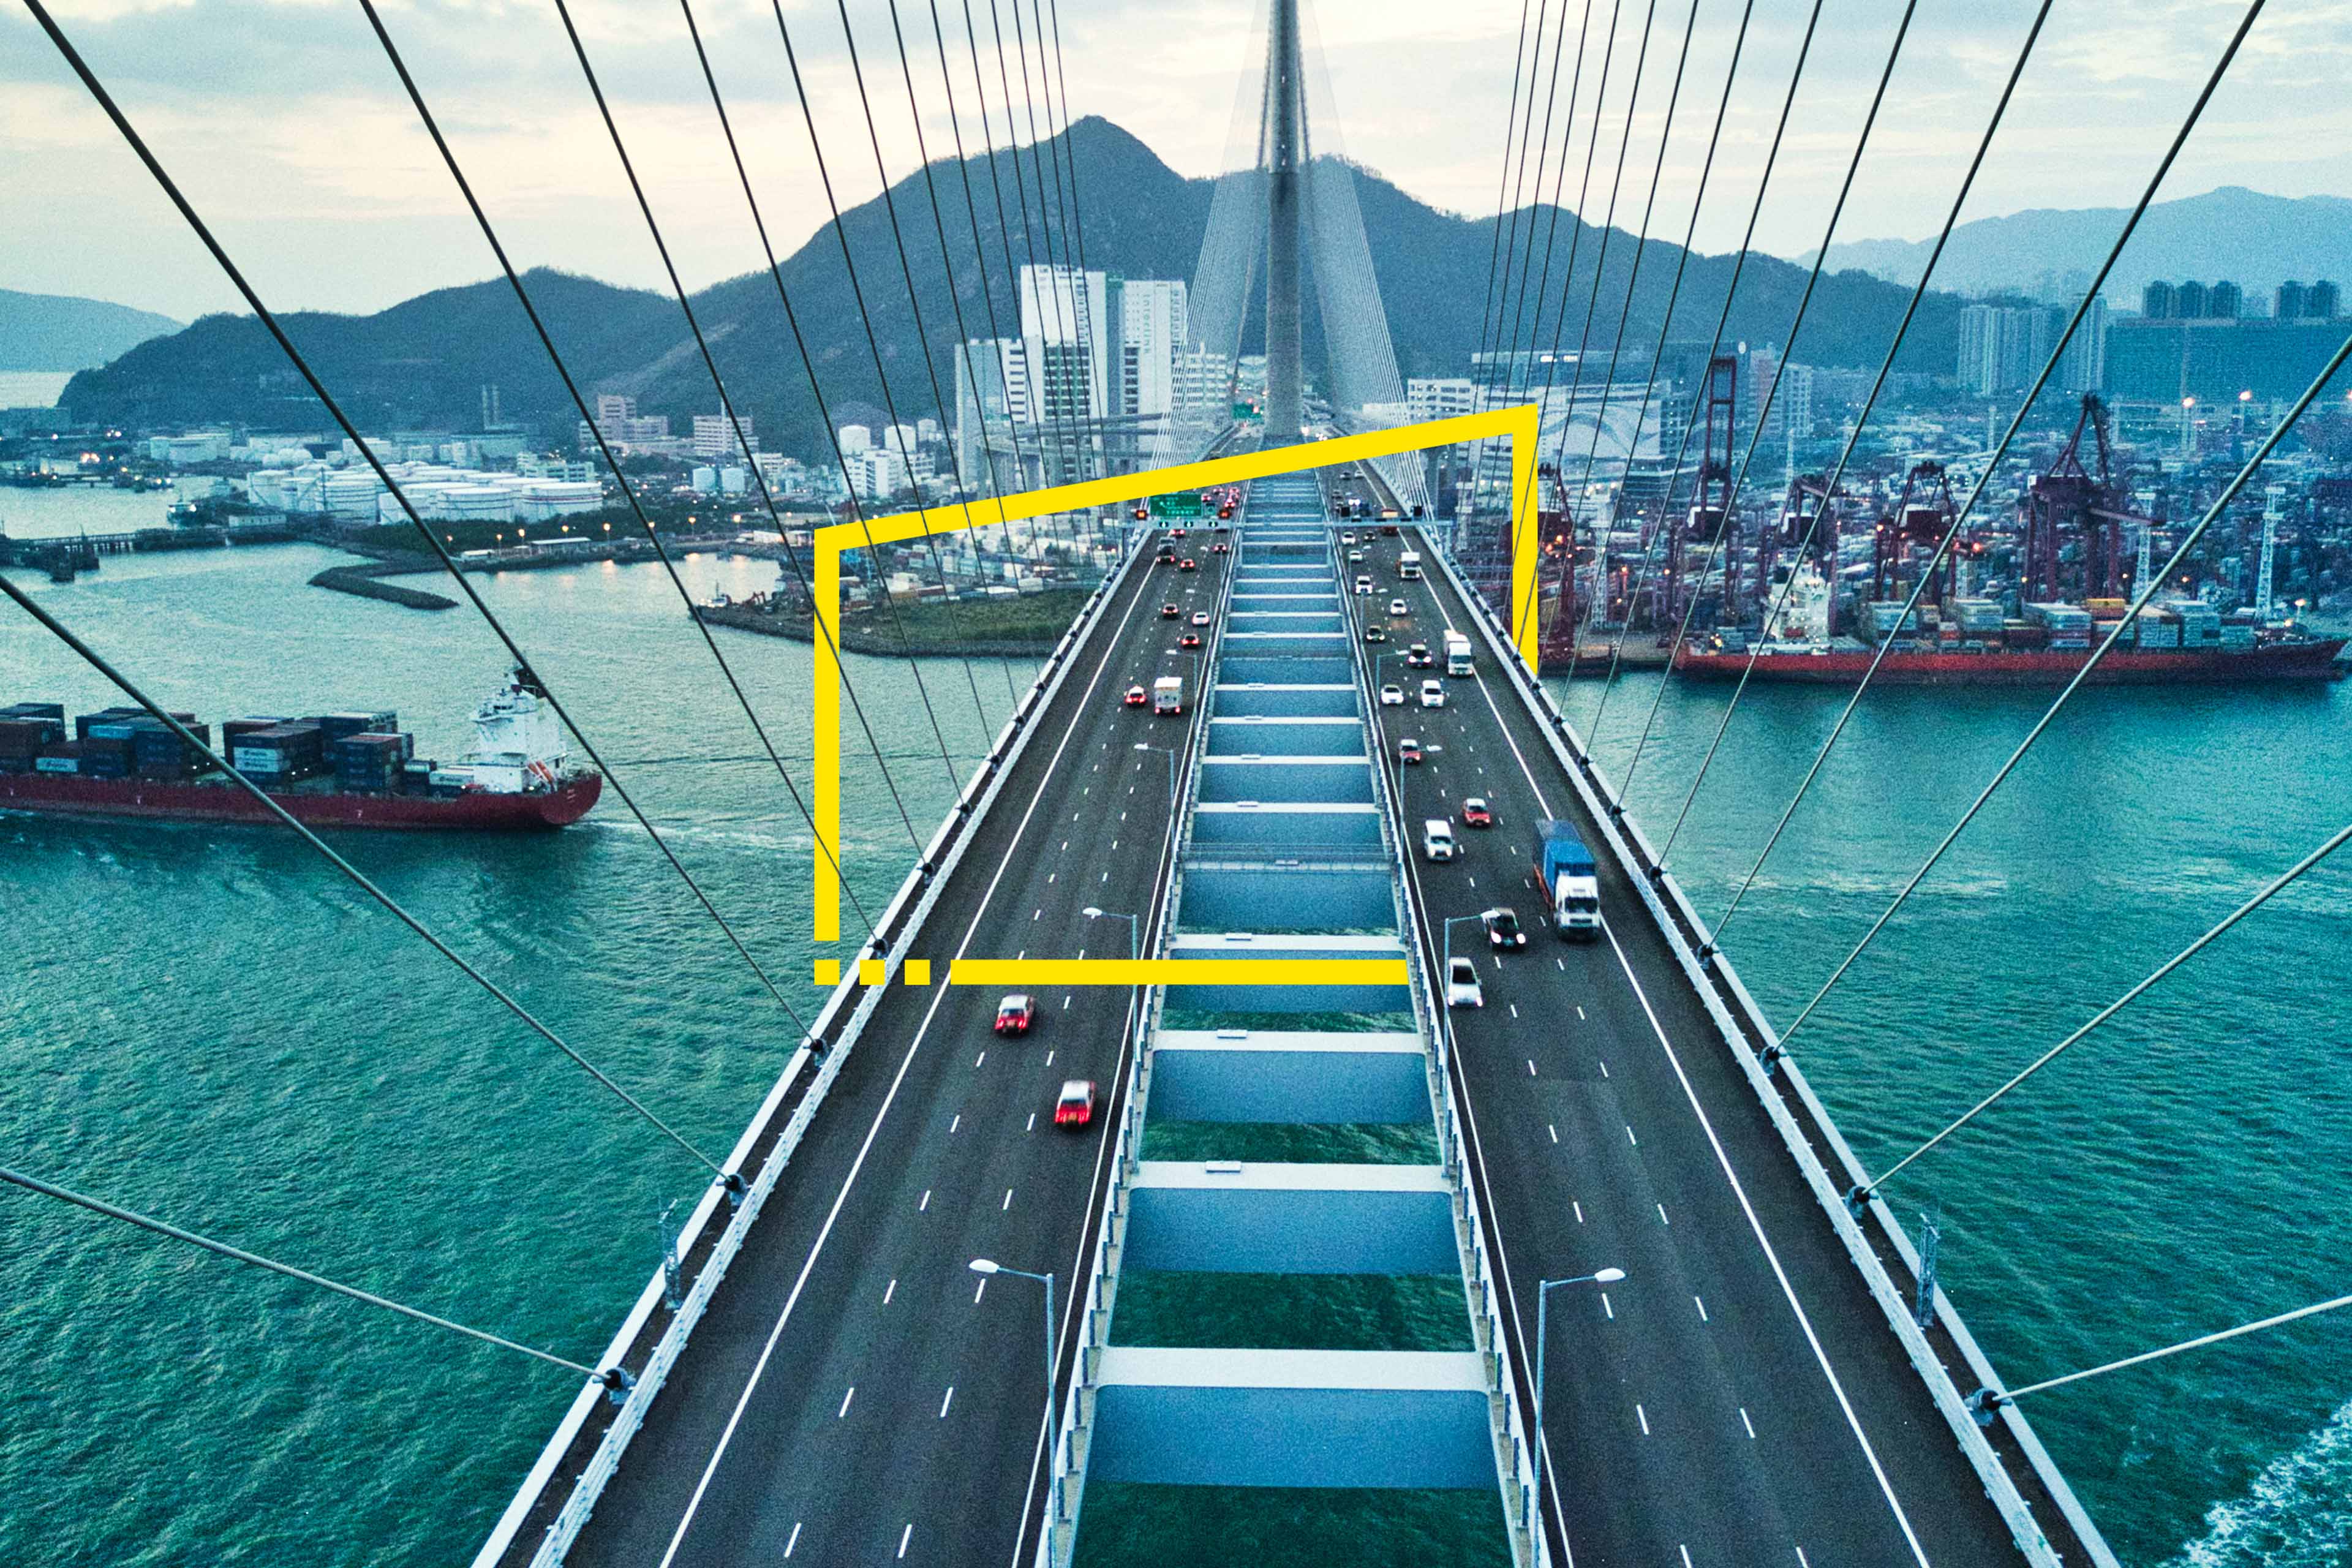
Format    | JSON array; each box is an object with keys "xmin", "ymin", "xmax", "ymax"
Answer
[
  {"xmin": 838, "ymin": 424, "xmax": 872, "ymax": 453},
  {"xmin": 2056, "ymin": 295, "xmax": 2109, "ymax": 394},
  {"xmin": 577, "ymin": 395, "xmax": 674, "ymax": 456},
  {"xmin": 1958, "ymin": 304, "xmax": 2059, "ymax": 395},
  {"xmin": 693, "ymin": 413, "xmax": 752, "ymax": 460},
  {"xmin": 2276, "ymin": 281, "xmax": 2307, "ymax": 321},
  {"xmin": 2310, "ymin": 280, "xmax": 2341, "ymax": 320},
  {"xmin": 2176, "ymin": 280, "xmax": 2210, "ymax": 319},
  {"xmin": 1407, "ymin": 378, "xmax": 1479, "ymax": 423},
  {"xmin": 2208, "ymin": 280, "xmax": 2243, "ymax": 320},
  {"xmin": 1107, "ymin": 277, "xmax": 1187, "ymax": 420},
  {"xmin": 2143, "ymin": 281, "xmax": 2177, "ymax": 320}
]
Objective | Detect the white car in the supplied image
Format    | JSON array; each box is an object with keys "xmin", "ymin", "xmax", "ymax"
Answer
[
  {"xmin": 1355, "ymin": 575, "xmax": 1374, "ymax": 595},
  {"xmin": 1348, "ymin": 549, "xmax": 1366, "ymax": 565},
  {"xmin": 1379, "ymin": 684, "xmax": 1405, "ymax": 706},
  {"xmin": 1388, "ymin": 598, "xmax": 1409, "ymax": 617},
  {"xmin": 1420, "ymin": 680, "xmax": 1446, "ymax": 709},
  {"xmin": 1446, "ymin": 956, "xmax": 1483, "ymax": 1009},
  {"xmin": 1422, "ymin": 818, "xmax": 1456, "ymax": 862},
  {"xmin": 1340, "ymin": 532, "xmax": 1357, "ymax": 546}
]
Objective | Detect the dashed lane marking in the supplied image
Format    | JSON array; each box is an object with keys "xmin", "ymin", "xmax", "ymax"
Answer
[
  {"xmin": 1626, "ymin": 1125, "xmax": 1638, "ymax": 1147},
  {"xmin": 1695, "ymin": 1295, "xmax": 1708, "ymax": 1321},
  {"xmin": 837, "ymin": 1387, "xmax": 854, "ymax": 1419},
  {"xmin": 1659, "ymin": 1204, "xmax": 1672, "ymax": 1226},
  {"xmin": 940, "ymin": 1387, "xmax": 955, "ymax": 1419},
  {"xmin": 1743, "ymin": 1408, "xmax": 1757, "ymax": 1440},
  {"xmin": 1635, "ymin": 1401, "xmax": 1647, "ymax": 1433},
  {"xmin": 784, "ymin": 1521, "xmax": 801, "ymax": 1558},
  {"xmin": 883, "ymin": 1280, "xmax": 895, "ymax": 1306}
]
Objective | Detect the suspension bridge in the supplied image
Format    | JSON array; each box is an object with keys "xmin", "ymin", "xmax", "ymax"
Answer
[{"xmin": 8, "ymin": 0, "xmax": 2350, "ymax": 1565}]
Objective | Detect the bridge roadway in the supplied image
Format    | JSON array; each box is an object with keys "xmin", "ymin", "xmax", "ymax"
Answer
[
  {"xmin": 562, "ymin": 525, "xmax": 1233, "ymax": 1567},
  {"xmin": 1341, "ymin": 512, "xmax": 2023, "ymax": 1567}
]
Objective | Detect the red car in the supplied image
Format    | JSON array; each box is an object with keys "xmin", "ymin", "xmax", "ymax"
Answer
[
  {"xmin": 1178, "ymin": 632, "xmax": 1202, "ymax": 649},
  {"xmin": 1179, "ymin": 558, "xmax": 1198, "ymax": 572},
  {"xmin": 993, "ymin": 994, "xmax": 1035, "ymax": 1036},
  {"xmin": 1169, "ymin": 528, "xmax": 1187, "ymax": 540},
  {"xmin": 1212, "ymin": 541, "xmax": 1231, "ymax": 554},
  {"xmin": 1054, "ymin": 1079, "xmax": 1098, "ymax": 1128},
  {"xmin": 1398, "ymin": 737, "xmax": 1423, "ymax": 765},
  {"xmin": 1461, "ymin": 797, "xmax": 1493, "ymax": 828},
  {"xmin": 1124, "ymin": 685, "xmax": 1148, "ymax": 707},
  {"xmin": 1161, "ymin": 603, "xmax": 1181, "ymax": 619}
]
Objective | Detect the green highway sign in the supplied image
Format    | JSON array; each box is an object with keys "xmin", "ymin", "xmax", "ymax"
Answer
[{"xmin": 1147, "ymin": 493, "xmax": 1208, "ymax": 518}]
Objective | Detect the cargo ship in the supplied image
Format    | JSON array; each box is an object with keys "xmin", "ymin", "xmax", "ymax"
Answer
[
  {"xmin": 0, "ymin": 669, "xmax": 601, "ymax": 830},
  {"xmin": 1673, "ymin": 562, "xmax": 2348, "ymax": 685}
]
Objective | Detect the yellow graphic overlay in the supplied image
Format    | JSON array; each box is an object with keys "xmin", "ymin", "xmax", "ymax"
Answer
[{"xmin": 813, "ymin": 406, "xmax": 1540, "ymax": 946}]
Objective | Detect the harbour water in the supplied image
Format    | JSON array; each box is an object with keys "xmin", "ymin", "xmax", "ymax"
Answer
[{"xmin": 1, "ymin": 522, "xmax": 2346, "ymax": 1566}]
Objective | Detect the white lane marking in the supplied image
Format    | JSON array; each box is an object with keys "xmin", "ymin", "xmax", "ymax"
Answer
[
  {"xmin": 1033, "ymin": 908, "xmax": 1042, "ymax": 921},
  {"xmin": 837, "ymin": 1386, "xmax": 854, "ymax": 1419},
  {"xmin": 1548, "ymin": 1124, "xmax": 1559, "ymax": 1144},
  {"xmin": 1576, "ymin": 1005, "xmax": 1585, "ymax": 1019},
  {"xmin": 975, "ymin": 1050, "xmax": 986, "ymax": 1067},
  {"xmin": 1597, "ymin": 919, "xmax": 1934, "ymax": 1565},
  {"xmin": 1027, "ymin": 1113, "xmax": 1036, "ymax": 1132},
  {"xmin": 1003, "ymin": 1187, "xmax": 1014, "ymax": 1211},
  {"xmin": 1795, "ymin": 1550, "xmax": 1810, "ymax": 1568},
  {"xmin": 1658, "ymin": 1204, "xmax": 1672, "ymax": 1227},
  {"xmin": 1602, "ymin": 1292, "xmax": 1615, "ymax": 1320},
  {"xmin": 1625, "ymin": 1125, "xmax": 1638, "ymax": 1147},
  {"xmin": 949, "ymin": 1114, "xmax": 961, "ymax": 1134},
  {"xmin": 1062, "ymin": 997, "xmax": 1072, "ymax": 1010},
  {"xmin": 883, "ymin": 1279, "xmax": 895, "ymax": 1305},
  {"xmin": 1681, "ymin": 1548, "xmax": 1694, "ymax": 1568},
  {"xmin": 784, "ymin": 1521, "xmax": 801, "ymax": 1557},
  {"xmin": 1045, "ymin": 1050, "xmax": 1054, "ymax": 1066},
  {"xmin": 1597, "ymin": 1060, "xmax": 1609, "ymax": 1079},
  {"xmin": 974, "ymin": 1277, "xmax": 986, "ymax": 1303},
  {"xmin": 1047, "ymin": 872, "xmax": 1055, "ymax": 883},
  {"xmin": 1743, "ymin": 1407, "xmax": 1757, "ymax": 1439},
  {"xmin": 899, "ymin": 1524, "xmax": 913, "ymax": 1559},
  {"xmin": 1558, "ymin": 957, "xmax": 1566, "ymax": 971},
  {"xmin": 1526, "ymin": 1058, "xmax": 1537, "ymax": 1076},
  {"xmin": 919, "ymin": 1189, "xmax": 931, "ymax": 1211},
  {"xmin": 1695, "ymin": 1296, "xmax": 1709, "ymax": 1322},
  {"xmin": 1510, "ymin": 1003, "xmax": 1521, "ymax": 1020},
  {"xmin": 940, "ymin": 1386, "xmax": 956, "ymax": 1419},
  {"xmin": 1635, "ymin": 1402, "xmax": 1648, "ymax": 1434},
  {"xmin": 1572, "ymin": 1200, "xmax": 1583, "ymax": 1223}
]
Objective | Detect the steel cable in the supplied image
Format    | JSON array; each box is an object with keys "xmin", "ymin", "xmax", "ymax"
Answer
[
  {"xmin": 360, "ymin": 0, "xmax": 879, "ymax": 962},
  {"xmin": 1469, "ymin": 0, "xmax": 1540, "ymax": 412},
  {"xmin": 1474, "ymin": 0, "xmax": 1567, "ymax": 424},
  {"xmin": 1779, "ymin": 306, "xmax": 2342, "ymax": 1053},
  {"xmin": 1, "ymin": 1165, "xmax": 614, "ymax": 1382},
  {"xmin": 1496, "ymin": 0, "xmax": 1601, "ymax": 410},
  {"xmin": 0, "ymin": 570, "xmax": 724, "ymax": 1174},
  {"xmin": 995, "ymin": 0, "xmax": 1098, "ymax": 485},
  {"xmin": 1645, "ymin": 0, "xmax": 1921, "ymax": 864},
  {"xmin": 1703, "ymin": 0, "xmax": 2054, "ymax": 945},
  {"xmin": 1860, "ymin": 815, "xmax": 2352, "ymax": 1199}
]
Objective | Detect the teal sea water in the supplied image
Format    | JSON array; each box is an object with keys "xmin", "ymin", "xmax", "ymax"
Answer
[{"xmin": 0, "ymin": 494, "xmax": 2346, "ymax": 1565}]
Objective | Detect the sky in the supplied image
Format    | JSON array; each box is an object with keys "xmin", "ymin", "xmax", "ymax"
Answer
[{"xmin": 2, "ymin": 0, "xmax": 2350, "ymax": 325}]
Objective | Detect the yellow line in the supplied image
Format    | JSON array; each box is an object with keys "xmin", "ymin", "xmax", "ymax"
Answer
[
  {"xmin": 812, "ymin": 409, "xmax": 1542, "ymax": 940},
  {"xmin": 949, "ymin": 959, "xmax": 1410, "ymax": 987}
]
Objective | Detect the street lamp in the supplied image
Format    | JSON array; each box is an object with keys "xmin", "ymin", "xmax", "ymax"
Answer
[
  {"xmin": 1532, "ymin": 1268, "xmax": 1628, "ymax": 1521},
  {"xmin": 1132, "ymin": 741, "xmax": 1176, "ymax": 801},
  {"xmin": 1082, "ymin": 906, "xmax": 1138, "ymax": 960},
  {"xmin": 970, "ymin": 1259, "xmax": 1063, "ymax": 1564}
]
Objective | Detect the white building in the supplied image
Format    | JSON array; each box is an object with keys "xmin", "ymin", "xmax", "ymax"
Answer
[
  {"xmin": 845, "ymin": 447, "xmax": 910, "ymax": 500},
  {"xmin": 693, "ymin": 413, "xmax": 752, "ymax": 460},
  {"xmin": 247, "ymin": 459, "xmax": 603, "ymax": 526},
  {"xmin": 1110, "ymin": 277, "xmax": 1187, "ymax": 419},
  {"xmin": 578, "ymin": 395, "xmax": 676, "ymax": 456},
  {"xmin": 145, "ymin": 431, "xmax": 233, "ymax": 465},
  {"xmin": 1406, "ymin": 379, "xmax": 1479, "ymax": 423},
  {"xmin": 838, "ymin": 424, "xmax": 873, "ymax": 453}
]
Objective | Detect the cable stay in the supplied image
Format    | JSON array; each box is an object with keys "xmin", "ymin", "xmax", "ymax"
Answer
[
  {"xmin": 1972, "ymin": 1289, "xmax": 2352, "ymax": 1414},
  {"xmin": 1642, "ymin": 0, "xmax": 1921, "ymax": 864},
  {"xmin": 1780, "ymin": 312, "xmax": 2348, "ymax": 1052},
  {"xmin": 1852, "ymin": 815, "xmax": 2352, "ymax": 1205},
  {"xmin": 358, "ymin": 0, "xmax": 881, "ymax": 962},
  {"xmin": 1497, "ymin": 0, "xmax": 1602, "ymax": 410},
  {"xmin": 1702, "ymin": 0, "xmax": 2056, "ymax": 946},
  {"xmin": 1, "ymin": 1165, "xmax": 625, "ymax": 1389},
  {"xmin": 1473, "ymin": 0, "xmax": 1575, "ymax": 433},
  {"xmin": 1468, "ymin": 0, "xmax": 1541, "ymax": 426}
]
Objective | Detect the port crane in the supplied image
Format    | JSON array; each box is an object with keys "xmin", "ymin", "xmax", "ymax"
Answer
[
  {"xmin": 2015, "ymin": 394, "xmax": 2159, "ymax": 604},
  {"xmin": 1869, "ymin": 461, "xmax": 1967, "ymax": 605}
]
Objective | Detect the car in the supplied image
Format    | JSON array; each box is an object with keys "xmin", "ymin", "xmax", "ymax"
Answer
[
  {"xmin": 1054, "ymin": 1079, "xmax": 1098, "ymax": 1128},
  {"xmin": 1363, "ymin": 624, "xmax": 1387, "ymax": 643},
  {"xmin": 1461, "ymin": 796, "xmax": 1493, "ymax": 827},
  {"xmin": 1170, "ymin": 528, "xmax": 1188, "ymax": 540},
  {"xmin": 1179, "ymin": 631, "xmax": 1202, "ymax": 649},
  {"xmin": 1161, "ymin": 603, "xmax": 1181, "ymax": 618},
  {"xmin": 1348, "ymin": 549, "xmax": 1366, "ymax": 565},
  {"xmin": 1420, "ymin": 680, "xmax": 1446, "ymax": 709},
  {"xmin": 1388, "ymin": 598, "xmax": 1409, "ymax": 617},
  {"xmin": 1445, "ymin": 956, "xmax": 1483, "ymax": 1009},
  {"xmin": 993, "ymin": 994, "xmax": 1035, "ymax": 1035},
  {"xmin": 1398, "ymin": 737, "xmax": 1423, "ymax": 765},
  {"xmin": 1340, "ymin": 532, "xmax": 1356, "ymax": 546},
  {"xmin": 1482, "ymin": 907, "xmax": 1528, "ymax": 949},
  {"xmin": 1155, "ymin": 549, "xmax": 1176, "ymax": 565},
  {"xmin": 1422, "ymin": 818, "xmax": 1456, "ymax": 862},
  {"xmin": 1381, "ymin": 523, "xmax": 1401, "ymax": 537},
  {"xmin": 1212, "ymin": 541, "xmax": 1230, "ymax": 554},
  {"xmin": 1191, "ymin": 610, "xmax": 1211, "ymax": 626},
  {"xmin": 1124, "ymin": 684, "xmax": 1148, "ymax": 708},
  {"xmin": 1355, "ymin": 576, "xmax": 1374, "ymax": 595},
  {"xmin": 1379, "ymin": 684, "xmax": 1405, "ymax": 706},
  {"xmin": 1179, "ymin": 557, "xmax": 1198, "ymax": 572},
  {"xmin": 1406, "ymin": 643, "xmax": 1432, "ymax": 669}
]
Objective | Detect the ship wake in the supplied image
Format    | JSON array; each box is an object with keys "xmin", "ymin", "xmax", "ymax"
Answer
[{"xmin": 2168, "ymin": 1396, "xmax": 2352, "ymax": 1567}]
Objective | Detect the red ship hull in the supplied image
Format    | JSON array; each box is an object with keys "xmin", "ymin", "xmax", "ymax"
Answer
[
  {"xmin": 1670, "ymin": 640, "xmax": 2349, "ymax": 685},
  {"xmin": 0, "ymin": 769, "xmax": 602, "ymax": 829}
]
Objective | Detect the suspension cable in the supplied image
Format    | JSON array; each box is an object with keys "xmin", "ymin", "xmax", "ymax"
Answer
[
  {"xmin": 1779, "ymin": 311, "xmax": 2343, "ymax": 1051},
  {"xmin": 25, "ymin": 0, "xmax": 796, "ymax": 1122},
  {"xmin": 0, "ymin": 573, "xmax": 723, "ymax": 1175},
  {"xmin": 548, "ymin": 0, "xmax": 940, "ymax": 871},
  {"xmin": 1546, "ymin": 0, "xmax": 1698, "ymax": 686},
  {"xmin": 358, "ymin": 0, "xmax": 877, "ymax": 962},
  {"xmin": 881, "ymin": 0, "xmax": 1031, "ymax": 612},
  {"xmin": 1704, "ymin": 0, "xmax": 2054, "ymax": 944},
  {"xmin": 2, "ymin": 1164, "xmax": 610, "ymax": 1381},
  {"xmin": 1577, "ymin": 0, "xmax": 1754, "ymax": 744},
  {"xmin": 1033, "ymin": 0, "xmax": 1101, "ymax": 420},
  {"xmin": 1859, "ymin": 816, "xmax": 2352, "ymax": 1200},
  {"xmin": 1645, "ymin": 0, "xmax": 1920, "ymax": 863},
  {"xmin": 1738, "ymin": 0, "xmax": 2270, "ymax": 1045},
  {"xmin": 995, "ymin": 0, "xmax": 1096, "ymax": 485},
  {"xmin": 1986, "ymin": 1291, "xmax": 2352, "ymax": 1408},
  {"xmin": 1495, "ymin": 0, "xmax": 1599, "ymax": 409},
  {"xmin": 784, "ymin": 0, "xmax": 1020, "ymax": 728},
  {"xmin": 1469, "ymin": 0, "xmax": 1540, "ymax": 415},
  {"xmin": 1604, "ymin": 0, "xmax": 1826, "ymax": 799}
]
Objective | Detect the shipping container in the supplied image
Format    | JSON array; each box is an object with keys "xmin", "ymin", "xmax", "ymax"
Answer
[
  {"xmin": 1, "ymin": 702, "xmax": 66, "ymax": 722},
  {"xmin": 315, "ymin": 712, "xmax": 398, "ymax": 742}
]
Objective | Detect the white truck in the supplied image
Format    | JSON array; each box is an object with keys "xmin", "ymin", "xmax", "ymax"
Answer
[
  {"xmin": 1444, "ymin": 630, "xmax": 1474, "ymax": 676},
  {"xmin": 1398, "ymin": 549, "xmax": 1422, "ymax": 580},
  {"xmin": 1152, "ymin": 675, "xmax": 1186, "ymax": 716}
]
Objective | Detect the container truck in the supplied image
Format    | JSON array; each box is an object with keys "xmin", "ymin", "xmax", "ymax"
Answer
[
  {"xmin": 1533, "ymin": 820, "xmax": 1601, "ymax": 939},
  {"xmin": 1152, "ymin": 675, "xmax": 1186, "ymax": 716},
  {"xmin": 1444, "ymin": 630, "xmax": 1474, "ymax": 676}
]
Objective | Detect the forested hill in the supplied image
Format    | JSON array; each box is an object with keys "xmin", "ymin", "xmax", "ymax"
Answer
[{"xmin": 62, "ymin": 116, "xmax": 1958, "ymax": 453}]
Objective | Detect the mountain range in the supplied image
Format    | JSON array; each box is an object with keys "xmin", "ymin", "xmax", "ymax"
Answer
[
  {"xmin": 1814, "ymin": 187, "xmax": 2352, "ymax": 304},
  {"xmin": 59, "ymin": 116, "xmax": 1964, "ymax": 455},
  {"xmin": 0, "ymin": 287, "xmax": 181, "ymax": 372}
]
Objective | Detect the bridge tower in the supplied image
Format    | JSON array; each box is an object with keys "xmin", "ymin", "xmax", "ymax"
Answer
[{"xmin": 1263, "ymin": 0, "xmax": 1306, "ymax": 442}]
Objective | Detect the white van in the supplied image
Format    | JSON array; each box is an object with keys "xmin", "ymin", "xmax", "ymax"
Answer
[{"xmin": 1422, "ymin": 819, "xmax": 1457, "ymax": 862}]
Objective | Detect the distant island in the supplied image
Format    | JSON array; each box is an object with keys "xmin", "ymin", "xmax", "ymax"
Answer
[{"xmin": 0, "ymin": 287, "xmax": 181, "ymax": 372}]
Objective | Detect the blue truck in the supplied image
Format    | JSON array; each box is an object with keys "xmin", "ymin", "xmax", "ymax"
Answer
[{"xmin": 1534, "ymin": 820, "xmax": 1602, "ymax": 940}]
